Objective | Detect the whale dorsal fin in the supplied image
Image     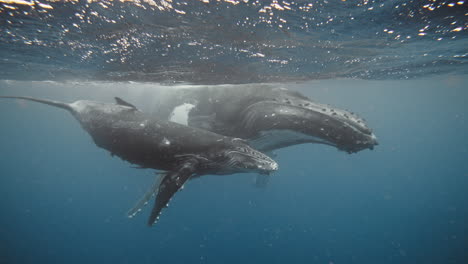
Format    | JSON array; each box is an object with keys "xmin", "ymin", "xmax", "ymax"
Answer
[{"xmin": 114, "ymin": 97, "xmax": 137, "ymax": 110}]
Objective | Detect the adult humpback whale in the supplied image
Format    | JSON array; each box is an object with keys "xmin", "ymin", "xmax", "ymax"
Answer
[
  {"xmin": 0, "ymin": 96, "xmax": 278, "ymax": 225},
  {"xmin": 157, "ymin": 85, "xmax": 378, "ymax": 154}
]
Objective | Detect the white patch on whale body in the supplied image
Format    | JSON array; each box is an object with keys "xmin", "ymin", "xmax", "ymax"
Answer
[
  {"xmin": 70, "ymin": 101, "xmax": 87, "ymax": 113},
  {"xmin": 169, "ymin": 103, "xmax": 195, "ymax": 125},
  {"xmin": 161, "ymin": 137, "xmax": 171, "ymax": 146}
]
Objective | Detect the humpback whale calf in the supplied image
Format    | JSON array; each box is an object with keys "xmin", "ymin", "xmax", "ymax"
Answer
[
  {"xmin": 158, "ymin": 85, "xmax": 378, "ymax": 154},
  {"xmin": 0, "ymin": 96, "xmax": 278, "ymax": 225}
]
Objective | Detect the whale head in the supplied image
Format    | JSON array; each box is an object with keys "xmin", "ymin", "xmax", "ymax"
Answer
[
  {"xmin": 306, "ymin": 102, "xmax": 379, "ymax": 154},
  {"xmin": 200, "ymin": 138, "xmax": 278, "ymax": 175},
  {"xmin": 241, "ymin": 99, "xmax": 378, "ymax": 154}
]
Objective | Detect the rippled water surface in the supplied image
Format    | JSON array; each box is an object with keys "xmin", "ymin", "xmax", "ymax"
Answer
[{"xmin": 0, "ymin": 0, "xmax": 467, "ymax": 83}]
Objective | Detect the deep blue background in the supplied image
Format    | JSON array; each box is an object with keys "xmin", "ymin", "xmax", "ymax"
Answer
[{"xmin": 1, "ymin": 75, "xmax": 467, "ymax": 264}]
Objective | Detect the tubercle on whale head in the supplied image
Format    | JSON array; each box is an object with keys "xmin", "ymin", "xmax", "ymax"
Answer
[
  {"xmin": 206, "ymin": 138, "xmax": 278, "ymax": 174},
  {"xmin": 337, "ymin": 131, "xmax": 379, "ymax": 154},
  {"xmin": 231, "ymin": 138, "xmax": 278, "ymax": 173},
  {"xmin": 296, "ymin": 101, "xmax": 379, "ymax": 153},
  {"xmin": 264, "ymin": 96, "xmax": 372, "ymax": 131},
  {"xmin": 237, "ymin": 98, "xmax": 379, "ymax": 155},
  {"xmin": 242, "ymin": 88, "xmax": 379, "ymax": 154},
  {"xmin": 228, "ymin": 147, "xmax": 278, "ymax": 173}
]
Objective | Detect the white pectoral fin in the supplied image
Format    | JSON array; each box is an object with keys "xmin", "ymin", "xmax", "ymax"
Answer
[
  {"xmin": 248, "ymin": 130, "xmax": 297, "ymax": 152},
  {"xmin": 127, "ymin": 173, "xmax": 165, "ymax": 219},
  {"xmin": 249, "ymin": 129, "xmax": 329, "ymax": 152},
  {"xmin": 147, "ymin": 162, "xmax": 197, "ymax": 226}
]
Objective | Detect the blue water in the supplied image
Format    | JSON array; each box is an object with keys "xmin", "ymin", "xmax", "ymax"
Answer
[
  {"xmin": 1, "ymin": 77, "xmax": 467, "ymax": 264},
  {"xmin": 1, "ymin": 0, "xmax": 468, "ymax": 263}
]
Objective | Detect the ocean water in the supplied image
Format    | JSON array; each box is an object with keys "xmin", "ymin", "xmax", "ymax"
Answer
[
  {"xmin": 1, "ymin": 1, "xmax": 468, "ymax": 264},
  {"xmin": 1, "ymin": 77, "xmax": 467, "ymax": 264}
]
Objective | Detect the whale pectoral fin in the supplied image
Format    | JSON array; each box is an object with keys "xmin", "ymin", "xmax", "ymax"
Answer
[
  {"xmin": 254, "ymin": 174, "xmax": 271, "ymax": 188},
  {"xmin": 114, "ymin": 97, "xmax": 138, "ymax": 110},
  {"xmin": 127, "ymin": 173, "xmax": 165, "ymax": 219},
  {"xmin": 249, "ymin": 130, "xmax": 322, "ymax": 152},
  {"xmin": 147, "ymin": 163, "xmax": 196, "ymax": 226},
  {"xmin": 248, "ymin": 131, "xmax": 281, "ymax": 152}
]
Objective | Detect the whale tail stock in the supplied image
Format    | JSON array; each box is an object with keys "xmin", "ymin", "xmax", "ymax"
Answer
[{"xmin": 0, "ymin": 96, "xmax": 73, "ymax": 112}]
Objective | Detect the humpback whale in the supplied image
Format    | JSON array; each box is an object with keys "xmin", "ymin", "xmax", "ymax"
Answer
[
  {"xmin": 0, "ymin": 96, "xmax": 278, "ymax": 225},
  {"xmin": 157, "ymin": 85, "xmax": 378, "ymax": 154}
]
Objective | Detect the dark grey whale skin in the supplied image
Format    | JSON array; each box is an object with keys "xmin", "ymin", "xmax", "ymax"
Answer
[
  {"xmin": 0, "ymin": 96, "xmax": 278, "ymax": 226},
  {"xmin": 156, "ymin": 85, "xmax": 378, "ymax": 154}
]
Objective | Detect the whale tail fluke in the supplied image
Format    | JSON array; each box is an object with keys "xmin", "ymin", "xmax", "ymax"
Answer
[{"xmin": 0, "ymin": 96, "xmax": 73, "ymax": 112}]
